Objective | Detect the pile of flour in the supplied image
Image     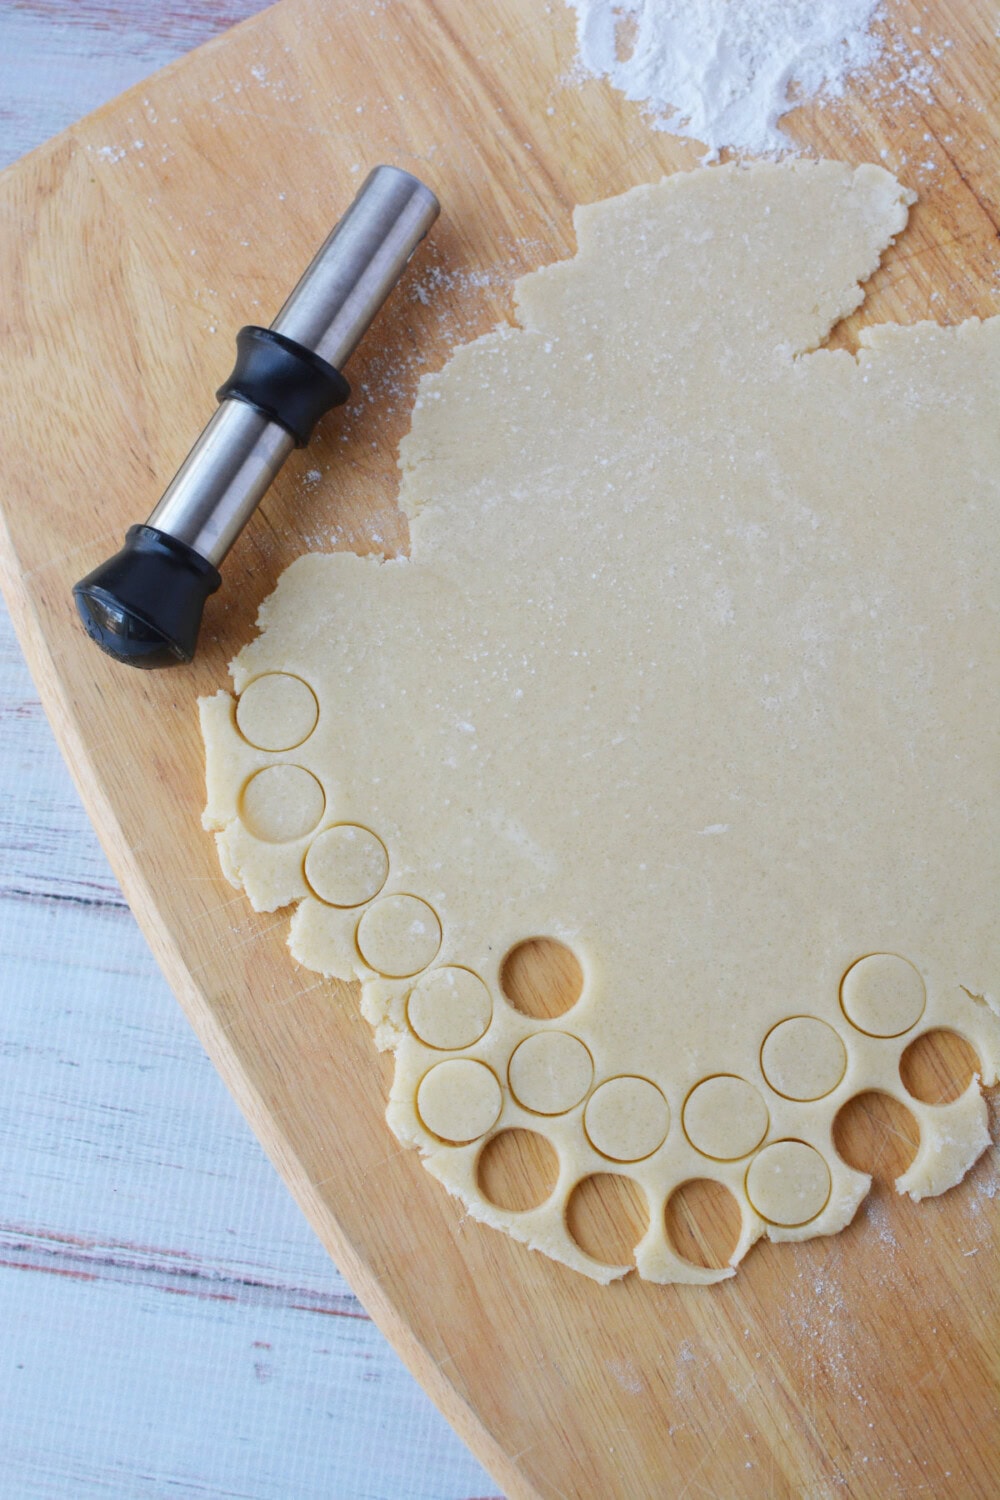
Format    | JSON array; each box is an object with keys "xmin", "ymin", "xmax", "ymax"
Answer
[{"xmin": 564, "ymin": 0, "xmax": 883, "ymax": 155}]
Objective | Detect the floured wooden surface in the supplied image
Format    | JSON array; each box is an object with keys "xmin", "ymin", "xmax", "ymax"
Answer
[{"xmin": 3, "ymin": 0, "xmax": 1000, "ymax": 1493}]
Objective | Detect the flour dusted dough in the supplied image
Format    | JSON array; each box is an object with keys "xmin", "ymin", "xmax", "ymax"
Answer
[{"xmin": 202, "ymin": 162, "xmax": 1000, "ymax": 1284}]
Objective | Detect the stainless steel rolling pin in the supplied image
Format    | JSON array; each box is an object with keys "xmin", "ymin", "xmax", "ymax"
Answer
[{"xmin": 74, "ymin": 165, "xmax": 440, "ymax": 668}]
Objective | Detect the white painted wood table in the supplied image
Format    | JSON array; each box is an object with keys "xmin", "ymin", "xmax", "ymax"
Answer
[{"xmin": 0, "ymin": 5, "xmax": 498, "ymax": 1496}]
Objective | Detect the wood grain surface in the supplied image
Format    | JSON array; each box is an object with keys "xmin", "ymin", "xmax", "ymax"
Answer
[{"xmin": 1, "ymin": 1, "xmax": 999, "ymax": 1496}]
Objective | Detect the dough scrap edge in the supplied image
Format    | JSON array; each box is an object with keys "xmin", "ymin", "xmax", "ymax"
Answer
[{"xmin": 398, "ymin": 159, "xmax": 914, "ymax": 531}]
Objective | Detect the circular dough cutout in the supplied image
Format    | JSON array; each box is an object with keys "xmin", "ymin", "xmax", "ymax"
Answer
[
  {"xmin": 508, "ymin": 1031, "xmax": 593, "ymax": 1115},
  {"xmin": 683, "ymin": 1075, "xmax": 769, "ymax": 1161},
  {"xmin": 584, "ymin": 1076, "xmax": 669, "ymax": 1161},
  {"xmin": 417, "ymin": 1059, "xmax": 501, "ymax": 1143},
  {"xmin": 841, "ymin": 953, "xmax": 926, "ymax": 1037},
  {"xmin": 746, "ymin": 1139, "xmax": 832, "ymax": 1226},
  {"xmin": 240, "ymin": 765, "xmax": 325, "ymax": 843},
  {"xmin": 408, "ymin": 967, "xmax": 493, "ymax": 1050},
  {"xmin": 236, "ymin": 673, "xmax": 318, "ymax": 750},
  {"xmin": 761, "ymin": 1016, "xmax": 847, "ymax": 1101},
  {"xmin": 356, "ymin": 894, "xmax": 442, "ymax": 977},
  {"xmin": 305, "ymin": 825, "xmax": 389, "ymax": 907}
]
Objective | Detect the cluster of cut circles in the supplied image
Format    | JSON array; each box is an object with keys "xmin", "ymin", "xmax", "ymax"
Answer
[
  {"xmin": 407, "ymin": 945, "xmax": 941, "ymax": 1241},
  {"xmin": 413, "ymin": 1011, "xmax": 674, "ymax": 1166},
  {"xmin": 408, "ymin": 966, "xmax": 605, "ymax": 1151},
  {"xmin": 229, "ymin": 685, "xmax": 945, "ymax": 1251},
  {"xmin": 234, "ymin": 673, "xmax": 446, "ymax": 975},
  {"xmin": 672, "ymin": 952, "xmax": 932, "ymax": 1227},
  {"xmin": 401, "ymin": 947, "xmax": 677, "ymax": 1174}
]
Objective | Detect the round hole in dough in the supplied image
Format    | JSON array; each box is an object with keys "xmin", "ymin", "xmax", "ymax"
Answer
[
  {"xmin": 407, "ymin": 966, "xmax": 493, "ymax": 1050},
  {"xmin": 745, "ymin": 1139, "xmax": 832, "ymax": 1226},
  {"xmin": 477, "ymin": 1128, "xmax": 560, "ymax": 1211},
  {"xmin": 499, "ymin": 937, "xmax": 584, "ymax": 1019},
  {"xmin": 832, "ymin": 1090, "xmax": 919, "ymax": 1179},
  {"xmin": 356, "ymin": 893, "xmax": 442, "ymax": 977},
  {"xmin": 565, "ymin": 1173, "xmax": 649, "ymax": 1266},
  {"xmin": 898, "ymin": 1027, "xmax": 980, "ymax": 1105},
  {"xmin": 664, "ymin": 1179, "xmax": 743, "ymax": 1270},
  {"xmin": 240, "ymin": 764, "xmax": 325, "ymax": 843},
  {"xmin": 682, "ymin": 1075, "xmax": 769, "ymax": 1161},
  {"xmin": 235, "ymin": 672, "xmax": 319, "ymax": 751},
  {"xmin": 761, "ymin": 1016, "xmax": 848, "ymax": 1101},
  {"xmin": 416, "ymin": 1059, "xmax": 502, "ymax": 1143},
  {"xmin": 508, "ymin": 1031, "xmax": 593, "ymax": 1115},
  {"xmin": 304, "ymin": 824, "xmax": 389, "ymax": 907},
  {"xmin": 840, "ymin": 953, "xmax": 926, "ymax": 1038},
  {"xmin": 584, "ymin": 1076, "xmax": 670, "ymax": 1161}
]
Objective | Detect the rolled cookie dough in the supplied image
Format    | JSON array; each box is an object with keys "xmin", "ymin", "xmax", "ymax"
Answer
[{"xmin": 202, "ymin": 160, "xmax": 1000, "ymax": 1284}]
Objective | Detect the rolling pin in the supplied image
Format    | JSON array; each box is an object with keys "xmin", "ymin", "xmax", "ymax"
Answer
[{"xmin": 73, "ymin": 164, "xmax": 439, "ymax": 668}]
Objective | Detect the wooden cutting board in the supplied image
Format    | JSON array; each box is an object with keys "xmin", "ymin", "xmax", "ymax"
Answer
[{"xmin": 1, "ymin": 1, "xmax": 998, "ymax": 1494}]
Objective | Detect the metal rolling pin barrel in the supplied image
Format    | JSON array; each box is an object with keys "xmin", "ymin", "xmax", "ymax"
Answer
[{"xmin": 73, "ymin": 165, "xmax": 440, "ymax": 668}]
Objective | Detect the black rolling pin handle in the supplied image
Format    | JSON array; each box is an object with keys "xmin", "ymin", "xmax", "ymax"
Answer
[
  {"xmin": 73, "ymin": 525, "xmax": 221, "ymax": 669},
  {"xmin": 216, "ymin": 326, "xmax": 351, "ymax": 448}
]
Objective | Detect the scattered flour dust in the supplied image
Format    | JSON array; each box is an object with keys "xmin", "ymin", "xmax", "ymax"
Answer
[{"xmin": 563, "ymin": 0, "xmax": 884, "ymax": 155}]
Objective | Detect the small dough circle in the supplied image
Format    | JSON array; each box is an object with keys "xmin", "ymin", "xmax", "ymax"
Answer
[
  {"xmin": 417, "ymin": 1059, "xmax": 502, "ymax": 1142},
  {"xmin": 408, "ymin": 967, "xmax": 493, "ymax": 1050},
  {"xmin": 240, "ymin": 765, "xmax": 325, "ymax": 843},
  {"xmin": 746, "ymin": 1140, "xmax": 832, "ymax": 1226},
  {"xmin": 356, "ymin": 894, "xmax": 442, "ymax": 977},
  {"xmin": 584, "ymin": 1076, "xmax": 670, "ymax": 1161},
  {"xmin": 841, "ymin": 953, "xmax": 926, "ymax": 1037},
  {"xmin": 683, "ymin": 1075, "xmax": 769, "ymax": 1161},
  {"xmin": 305, "ymin": 825, "xmax": 389, "ymax": 907},
  {"xmin": 761, "ymin": 1016, "xmax": 848, "ymax": 1101},
  {"xmin": 508, "ymin": 1031, "xmax": 593, "ymax": 1115},
  {"xmin": 236, "ymin": 673, "xmax": 318, "ymax": 750}
]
